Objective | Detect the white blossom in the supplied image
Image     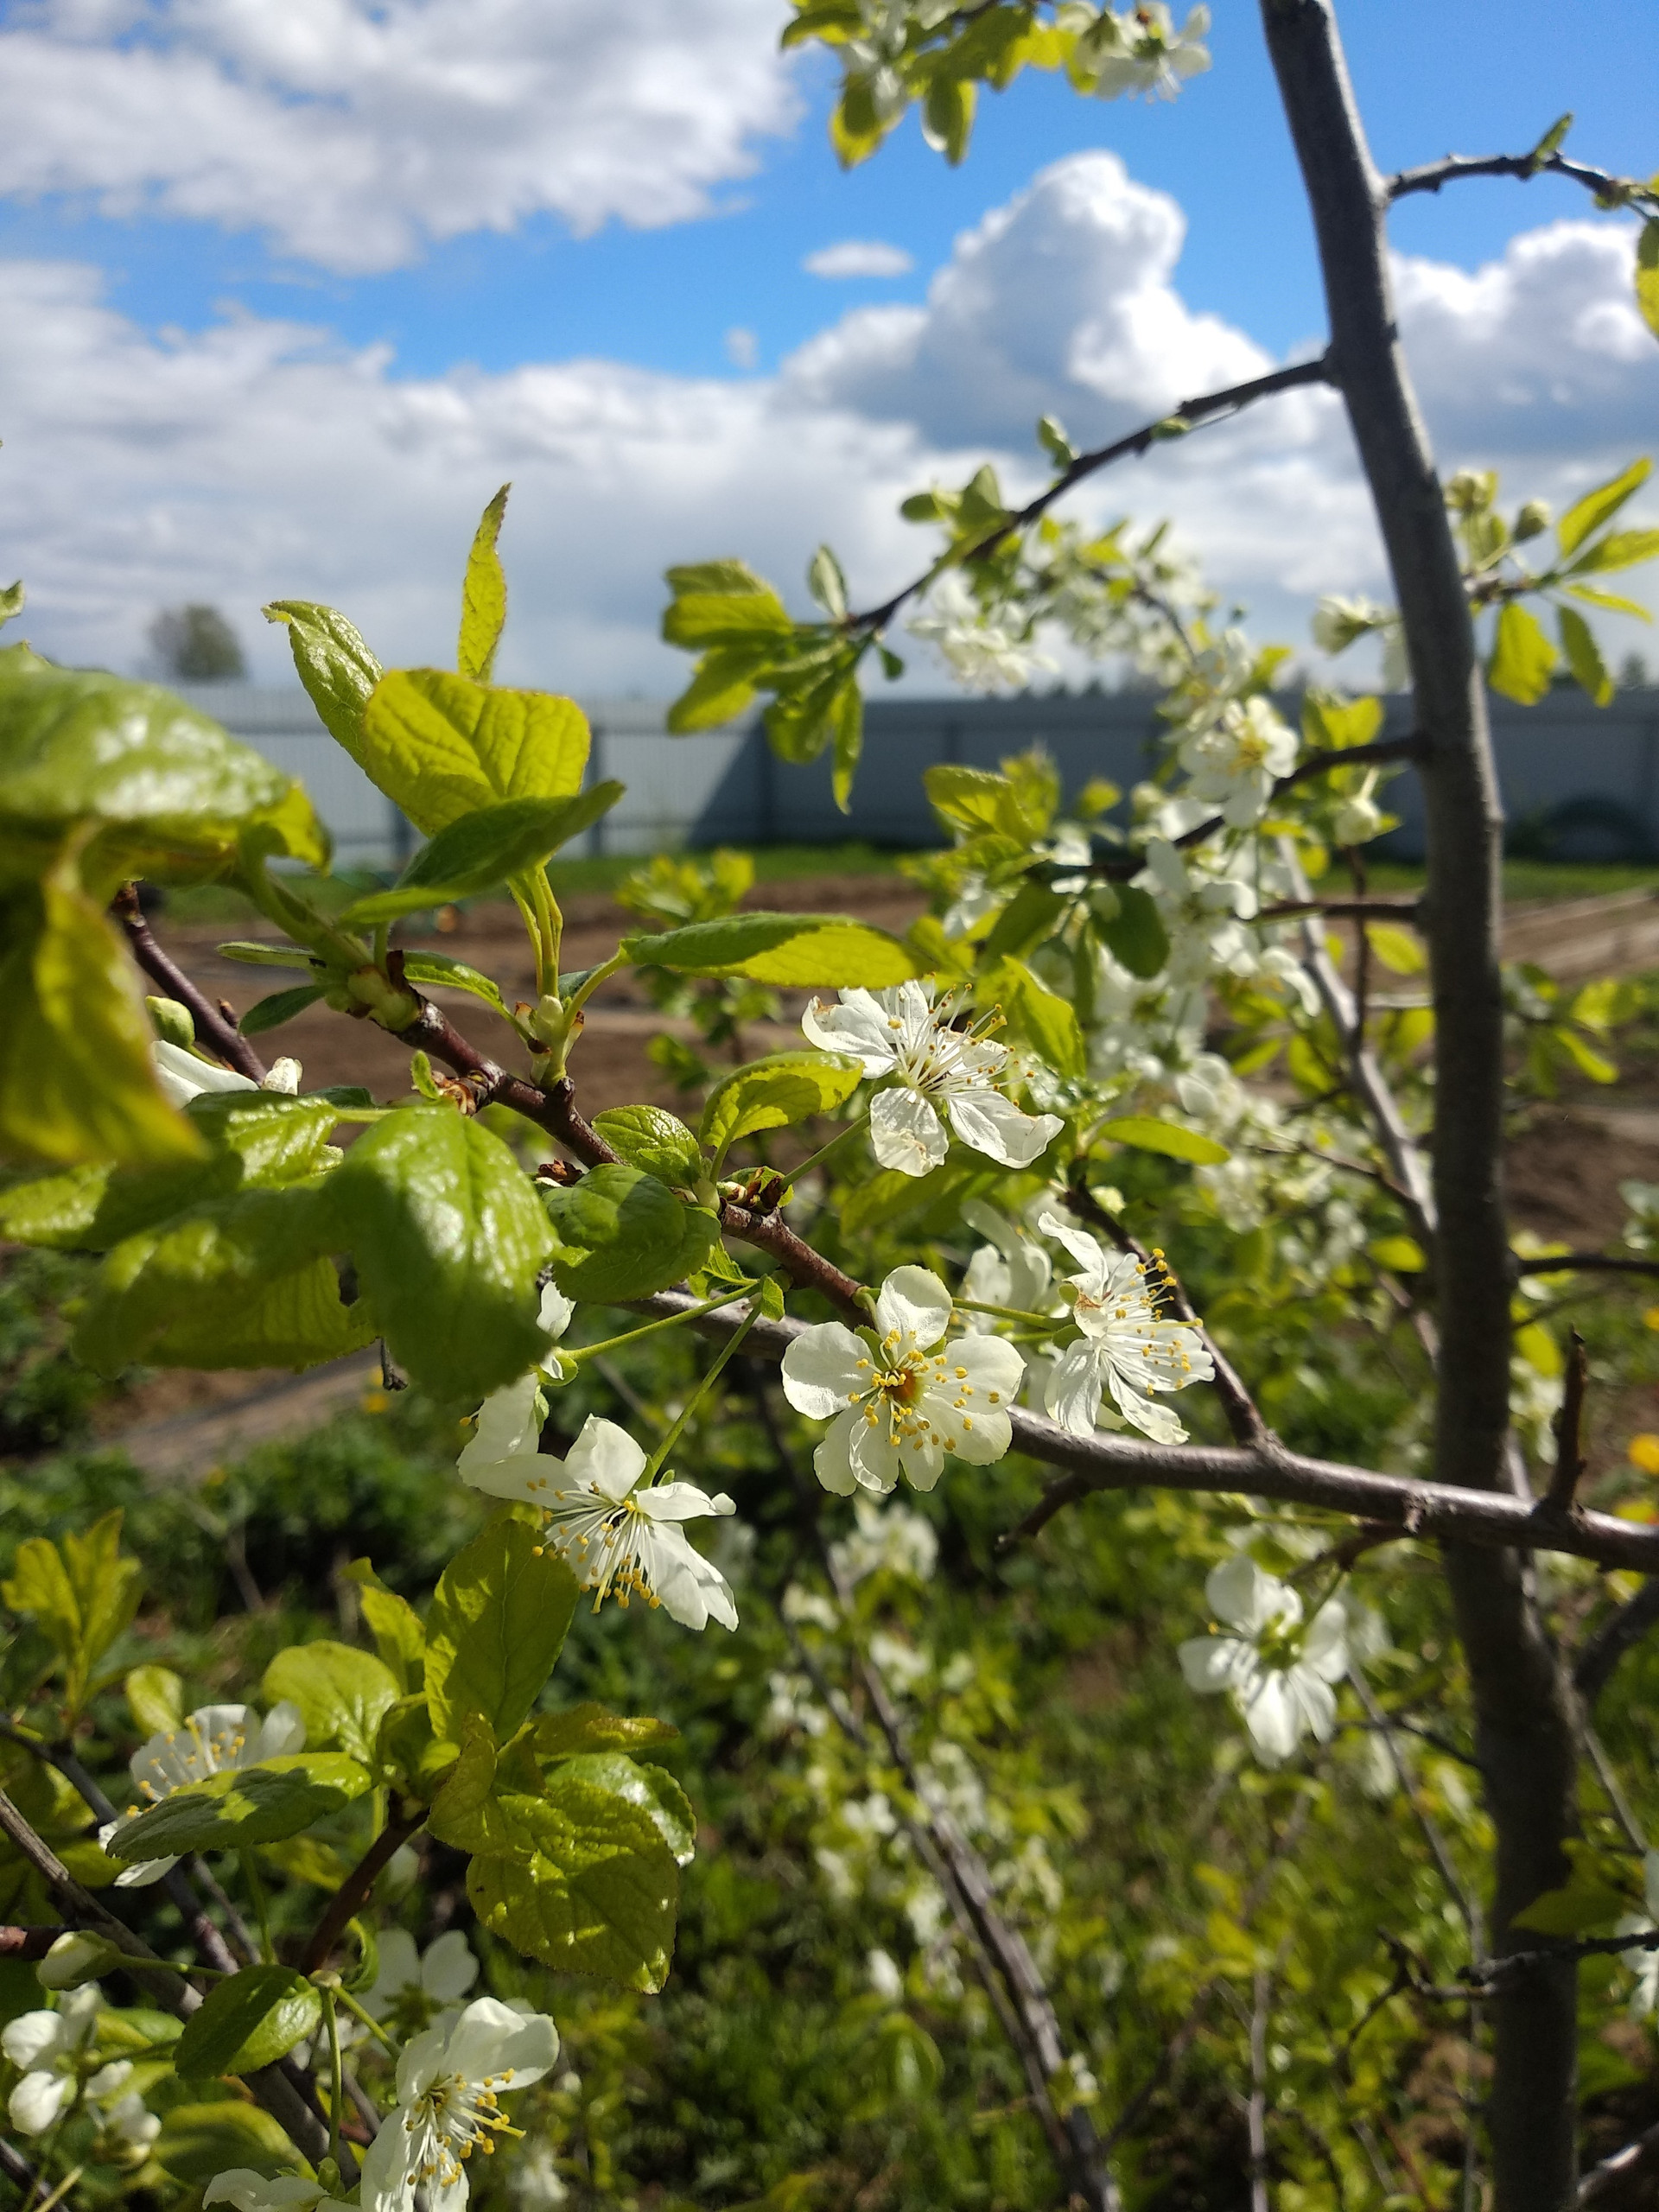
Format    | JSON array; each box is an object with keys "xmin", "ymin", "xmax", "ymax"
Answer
[
  {"xmin": 360, "ymin": 1929, "xmax": 479, "ymax": 2028},
  {"xmin": 829, "ymin": 1497, "xmax": 939, "ymax": 1586},
  {"xmin": 1079, "ymin": 3, "xmax": 1211, "ymax": 100},
  {"xmin": 3, "ymin": 1987, "xmax": 101, "ymax": 2134},
  {"xmin": 461, "ymin": 1413, "xmax": 737, "ymax": 1630},
  {"xmin": 909, "ymin": 573, "xmax": 1053, "ymax": 693},
  {"xmin": 958, "ymin": 1197, "xmax": 1054, "ymax": 1328},
  {"xmin": 152, "ymin": 1040, "xmax": 304, "ymax": 1107},
  {"xmin": 96, "ymin": 2087, "xmax": 162, "ymax": 2163},
  {"xmin": 802, "ymin": 982, "xmax": 1062, "ymax": 1178},
  {"xmin": 1038, "ymin": 1211, "xmax": 1213, "ymax": 1443},
  {"xmin": 99, "ymin": 1702, "xmax": 306, "ymax": 1886},
  {"xmin": 1178, "ymin": 1557, "xmax": 1349, "ymax": 1767},
  {"xmin": 454, "ymin": 1282, "xmax": 577, "ymax": 1495},
  {"xmin": 358, "ymin": 1997, "xmax": 560, "ymax": 2212},
  {"xmin": 1177, "ymin": 696, "xmax": 1298, "ymax": 828},
  {"xmin": 206, "ymin": 2178, "xmax": 353, "ymax": 2212},
  {"xmin": 781, "ymin": 1265, "xmax": 1024, "ymax": 1495}
]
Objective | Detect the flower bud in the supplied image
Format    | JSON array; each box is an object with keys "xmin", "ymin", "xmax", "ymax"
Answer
[
  {"xmin": 38, "ymin": 1929, "xmax": 122, "ymax": 1990},
  {"xmin": 1514, "ymin": 498, "xmax": 1552, "ymax": 543},
  {"xmin": 145, "ymin": 996, "xmax": 194, "ymax": 1049}
]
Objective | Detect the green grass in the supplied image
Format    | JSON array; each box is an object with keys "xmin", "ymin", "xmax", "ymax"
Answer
[{"xmin": 1364, "ymin": 860, "xmax": 1659, "ymax": 902}]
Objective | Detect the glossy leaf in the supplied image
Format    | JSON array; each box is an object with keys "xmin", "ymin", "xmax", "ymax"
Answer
[
  {"xmin": 262, "ymin": 1642, "xmax": 402, "ymax": 1766},
  {"xmin": 156, "ymin": 2101, "xmax": 307, "ymax": 2184},
  {"xmin": 542, "ymin": 1164, "xmax": 721, "ymax": 1303},
  {"xmin": 1487, "ymin": 601, "xmax": 1557, "ymax": 705},
  {"xmin": 175, "ymin": 1965, "xmax": 321, "ymax": 2080},
  {"xmin": 107, "ymin": 1754, "xmax": 372, "ymax": 1859},
  {"xmin": 534, "ymin": 1705, "xmax": 682, "ymax": 1759},
  {"xmin": 332, "ymin": 1105, "xmax": 553, "ymax": 1402},
  {"xmin": 264, "ymin": 601, "xmax": 384, "ymax": 765},
  {"xmin": 356, "ymin": 669, "xmax": 591, "ymax": 837},
  {"xmin": 338, "ymin": 786, "xmax": 624, "ymax": 925},
  {"xmin": 560, "ymin": 1752, "xmax": 696, "ymax": 1866},
  {"xmin": 624, "ymin": 912, "xmax": 918, "ymax": 987},
  {"xmin": 590, "ymin": 1105, "xmax": 704, "ymax": 1186},
  {"xmin": 700, "ymin": 1052, "xmax": 864, "ymax": 1165},
  {"xmin": 240, "ymin": 982, "xmax": 327, "ymax": 1034},
  {"xmin": 1096, "ymin": 1116, "xmax": 1230, "ymax": 1166},
  {"xmin": 459, "ymin": 484, "xmax": 510, "ymax": 683},
  {"xmin": 1556, "ymin": 458, "xmax": 1650, "ymax": 557},
  {"xmin": 425, "ymin": 1518, "xmax": 578, "ymax": 1744}
]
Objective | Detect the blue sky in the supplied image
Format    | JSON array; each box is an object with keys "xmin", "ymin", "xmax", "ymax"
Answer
[{"xmin": 1, "ymin": 0, "xmax": 1655, "ymax": 689}]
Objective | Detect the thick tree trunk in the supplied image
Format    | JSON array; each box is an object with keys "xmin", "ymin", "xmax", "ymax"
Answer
[{"xmin": 1258, "ymin": 6, "xmax": 1581, "ymax": 2206}]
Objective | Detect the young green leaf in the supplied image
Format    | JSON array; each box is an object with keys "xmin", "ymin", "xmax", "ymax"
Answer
[
  {"xmin": 1638, "ymin": 219, "xmax": 1659, "ymax": 343},
  {"xmin": 262, "ymin": 1642, "xmax": 402, "ymax": 1766},
  {"xmin": 1486, "ymin": 601, "xmax": 1557, "ymax": 704},
  {"xmin": 533, "ymin": 1705, "xmax": 682, "ymax": 1759},
  {"xmin": 1555, "ymin": 457, "xmax": 1650, "ymax": 556},
  {"xmin": 108, "ymin": 1754, "xmax": 372, "ymax": 1859},
  {"xmin": 264, "ymin": 601, "xmax": 384, "ymax": 763},
  {"xmin": 156, "ymin": 2101, "xmax": 308, "ymax": 2184},
  {"xmin": 459, "ymin": 484, "xmax": 510, "ymax": 683},
  {"xmin": 542, "ymin": 1164, "xmax": 721, "ymax": 1302},
  {"xmin": 1565, "ymin": 530, "xmax": 1659, "ymax": 577},
  {"xmin": 983, "ymin": 957, "xmax": 1084, "ymax": 1081},
  {"xmin": 126, "ymin": 1663, "xmax": 184, "ymax": 1738},
  {"xmin": 807, "ymin": 544, "xmax": 849, "ymax": 621},
  {"xmin": 332, "ymin": 1106, "xmax": 553, "ymax": 1402},
  {"xmin": 239, "ymin": 982, "xmax": 327, "ymax": 1035},
  {"xmin": 1097, "ymin": 883, "xmax": 1170, "ymax": 980},
  {"xmin": 342, "ymin": 1560, "xmax": 428, "ymax": 1694},
  {"xmin": 175, "ymin": 1965, "xmax": 322, "ymax": 2080},
  {"xmin": 589, "ymin": 1105, "xmax": 704, "ymax": 1186},
  {"xmin": 558, "ymin": 1752, "xmax": 696, "ymax": 1866},
  {"xmin": 830, "ymin": 677, "xmax": 863, "ymax": 813},
  {"xmin": 1096, "ymin": 1116, "xmax": 1230, "ymax": 1166},
  {"xmin": 1558, "ymin": 604, "xmax": 1613, "ymax": 707},
  {"xmin": 700, "ymin": 1052, "xmax": 864, "ymax": 1166},
  {"xmin": 425, "ymin": 1518, "xmax": 579, "ymax": 1744},
  {"xmin": 356, "ymin": 670, "xmax": 592, "ymax": 836},
  {"xmin": 623, "ymin": 912, "xmax": 918, "ymax": 987},
  {"xmin": 337, "ymin": 786, "xmax": 624, "ymax": 925}
]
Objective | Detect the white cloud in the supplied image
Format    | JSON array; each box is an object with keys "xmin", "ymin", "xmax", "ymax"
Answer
[
  {"xmin": 0, "ymin": 0, "xmax": 798, "ymax": 272},
  {"xmin": 725, "ymin": 327, "xmax": 760, "ymax": 371},
  {"xmin": 804, "ymin": 239, "xmax": 915, "ymax": 280},
  {"xmin": 3, "ymin": 157, "xmax": 1654, "ymax": 701}
]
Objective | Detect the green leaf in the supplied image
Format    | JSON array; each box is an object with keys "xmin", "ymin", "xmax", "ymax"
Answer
[
  {"xmin": 1638, "ymin": 220, "xmax": 1659, "ymax": 344},
  {"xmin": 355, "ymin": 670, "xmax": 591, "ymax": 837},
  {"xmin": 156, "ymin": 2101, "xmax": 308, "ymax": 2184},
  {"xmin": 1514, "ymin": 1853, "xmax": 1632, "ymax": 1936},
  {"xmin": 1096, "ymin": 1117, "xmax": 1230, "ymax": 1166},
  {"xmin": 331, "ymin": 1105, "xmax": 553, "ymax": 1402},
  {"xmin": 1369, "ymin": 1236, "xmax": 1427, "ymax": 1274},
  {"xmin": 1563, "ymin": 582, "xmax": 1654, "ymax": 621},
  {"xmin": 983, "ymin": 957, "xmax": 1084, "ymax": 1082},
  {"xmin": 1558, "ymin": 604, "xmax": 1613, "ymax": 707},
  {"xmin": 807, "ymin": 544, "xmax": 848, "ymax": 621},
  {"xmin": 665, "ymin": 645, "xmax": 768, "ymax": 734},
  {"xmin": 1301, "ymin": 691, "xmax": 1384, "ymax": 751},
  {"xmin": 700, "ymin": 1052, "xmax": 864, "ymax": 1166},
  {"xmin": 0, "ymin": 872, "xmax": 206, "ymax": 1170},
  {"xmin": 459, "ymin": 484, "xmax": 511, "ymax": 683},
  {"xmin": 590, "ymin": 1106, "xmax": 704, "ymax": 1186},
  {"xmin": 0, "ymin": 646, "xmax": 327, "ymax": 880},
  {"xmin": 175, "ymin": 1965, "xmax": 321, "ymax": 2080},
  {"xmin": 559, "ymin": 1753, "xmax": 696, "ymax": 1867},
  {"xmin": 979, "ymin": 881, "xmax": 1066, "ymax": 964},
  {"xmin": 1556, "ymin": 458, "xmax": 1651, "ymax": 556},
  {"xmin": 542, "ymin": 1164, "xmax": 721, "ymax": 1303},
  {"xmin": 1487, "ymin": 601, "xmax": 1558, "ymax": 704},
  {"xmin": 830, "ymin": 678, "xmax": 863, "ymax": 814},
  {"xmin": 1566, "ymin": 530, "xmax": 1659, "ymax": 576},
  {"xmin": 240, "ymin": 982, "xmax": 327, "ymax": 1035},
  {"xmin": 1365, "ymin": 923, "xmax": 1426, "ymax": 976},
  {"xmin": 921, "ymin": 67, "xmax": 976, "ymax": 162},
  {"xmin": 0, "ymin": 581, "xmax": 23, "ymax": 628},
  {"xmin": 662, "ymin": 563, "xmax": 794, "ymax": 648},
  {"xmin": 73, "ymin": 1185, "xmax": 373, "ymax": 1376},
  {"xmin": 59, "ymin": 1511, "xmax": 143, "ymax": 1703},
  {"xmin": 108, "ymin": 1754, "xmax": 372, "ymax": 1859},
  {"xmin": 2, "ymin": 1538, "xmax": 82, "ymax": 1684},
  {"xmin": 1556, "ymin": 1025, "xmax": 1618, "ymax": 1084},
  {"xmin": 425, "ymin": 1518, "xmax": 579, "ymax": 1744},
  {"xmin": 264, "ymin": 601, "xmax": 384, "ymax": 764},
  {"xmin": 342, "ymin": 1560, "xmax": 428, "ymax": 1694},
  {"xmin": 338, "ymin": 787, "xmax": 625, "ymax": 925},
  {"xmin": 534, "ymin": 1705, "xmax": 681, "ymax": 1759},
  {"xmin": 468, "ymin": 1766, "xmax": 681, "ymax": 1991},
  {"xmin": 1526, "ymin": 111, "xmax": 1573, "ymax": 167},
  {"xmin": 1097, "ymin": 883, "xmax": 1169, "ymax": 979},
  {"xmin": 262, "ymin": 1643, "xmax": 402, "ymax": 1766},
  {"xmin": 624, "ymin": 913, "xmax": 918, "ymax": 988},
  {"xmin": 127, "ymin": 1663, "xmax": 184, "ymax": 1738}
]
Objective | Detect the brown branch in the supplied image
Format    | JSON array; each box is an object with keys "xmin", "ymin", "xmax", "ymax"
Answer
[
  {"xmin": 1544, "ymin": 1331, "xmax": 1589, "ymax": 1516},
  {"xmin": 1579, "ymin": 2116, "xmax": 1659, "ymax": 2205},
  {"xmin": 1064, "ymin": 1173, "xmax": 1271, "ymax": 1450},
  {"xmin": 1573, "ymin": 1578, "xmax": 1659, "ymax": 1705},
  {"xmin": 300, "ymin": 1808, "xmax": 424, "ymax": 1974},
  {"xmin": 849, "ymin": 355, "xmax": 1336, "ymax": 636},
  {"xmin": 111, "ymin": 883, "xmax": 267, "ymax": 1083},
  {"xmin": 0, "ymin": 2138, "xmax": 37, "ymax": 2196},
  {"xmin": 639, "ymin": 1289, "xmax": 1659, "ymax": 1573},
  {"xmin": 1257, "ymin": 897, "xmax": 1419, "ymax": 921},
  {"xmin": 1388, "ymin": 147, "xmax": 1659, "ymax": 210}
]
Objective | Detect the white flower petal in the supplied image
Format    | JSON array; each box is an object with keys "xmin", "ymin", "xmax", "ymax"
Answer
[
  {"xmin": 420, "ymin": 1931, "xmax": 480, "ymax": 2005},
  {"xmin": 1044, "ymin": 1343, "xmax": 1105, "ymax": 1435},
  {"xmin": 1179, "ymin": 1635, "xmax": 1255, "ymax": 1694},
  {"xmin": 1301, "ymin": 1601, "xmax": 1350, "ymax": 1684},
  {"xmin": 944, "ymin": 1087, "xmax": 1062, "ymax": 1171},
  {"xmin": 537, "ymin": 1281, "xmax": 575, "ymax": 1343},
  {"xmin": 562, "ymin": 1417, "xmax": 649, "ymax": 1503},
  {"xmin": 2, "ymin": 2013, "xmax": 67, "ymax": 2071},
  {"xmin": 204, "ymin": 2173, "xmax": 327, "ymax": 2212},
  {"xmin": 870, "ymin": 1085, "xmax": 949, "ymax": 1175},
  {"xmin": 1108, "ymin": 1372, "xmax": 1189, "ymax": 1445},
  {"xmin": 459, "ymin": 1372, "xmax": 543, "ymax": 1484},
  {"xmin": 800, "ymin": 990, "xmax": 896, "ymax": 1073},
  {"xmin": 10, "ymin": 2070, "xmax": 73, "ymax": 2135},
  {"xmin": 647, "ymin": 1527, "xmax": 738, "ymax": 1632},
  {"xmin": 813, "ymin": 1411, "xmax": 862, "ymax": 1495},
  {"xmin": 844, "ymin": 1418, "xmax": 903, "ymax": 1496},
  {"xmin": 780, "ymin": 1324, "xmax": 868, "ymax": 1418},
  {"xmin": 152, "ymin": 1039, "xmax": 261, "ymax": 1106},
  {"xmin": 441, "ymin": 1997, "xmax": 560, "ymax": 2091},
  {"xmin": 1036, "ymin": 1211, "xmax": 1109, "ymax": 1286},
  {"xmin": 255, "ymin": 1703, "xmax": 307, "ymax": 1759},
  {"xmin": 365, "ymin": 1928, "xmax": 422, "ymax": 2011},
  {"xmin": 873, "ymin": 1266, "xmax": 952, "ymax": 1351},
  {"xmin": 1240, "ymin": 1674, "xmax": 1300, "ymax": 1766},
  {"xmin": 634, "ymin": 1481, "xmax": 734, "ymax": 1523}
]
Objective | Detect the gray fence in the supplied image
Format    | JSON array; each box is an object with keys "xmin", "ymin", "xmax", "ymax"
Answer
[{"xmin": 174, "ymin": 682, "xmax": 1659, "ymax": 868}]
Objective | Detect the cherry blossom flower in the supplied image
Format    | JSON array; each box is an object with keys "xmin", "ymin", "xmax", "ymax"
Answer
[
  {"xmin": 801, "ymin": 982, "xmax": 1062, "ymax": 1179},
  {"xmin": 958, "ymin": 1198, "xmax": 1054, "ymax": 1329},
  {"xmin": 1177, "ymin": 696, "xmax": 1298, "ymax": 828},
  {"xmin": 1081, "ymin": 3, "xmax": 1211, "ymax": 100},
  {"xmin": 780, "ymin": 1265, "xmax": 1024, "ymax": 1495},
  {"xmin": 1177, "ymin": 1557, "xmax": 1349, "ymax": 1767},
  {"xmin": 358, "ymin": 1996, "xmax": 560, "ymax": 2212},
  {"xmin": 1038, "ymin": 1211, "xmax": 1212, "ymax": 1443},
  {"xmin": 360, "ymin": 1929, "xmax": 479, "ymax": 2029},
  {"xmin": 909, "ymin": 573, "xmax": 1053, "ymax": 692},
  {"xmin": 3, "ymin": 1987, "xmax": 101, "ymax": 2134},
  {"xmin": 206, "ymin": 2174, "xmax": 353, "ymax": 2212},
  {"xmin": 99, "ymin": 1701, "xmax": 306, "ymax": 1886},
  {"xmin": 462, "ymin": 1413, "xmax": 737, "ymax": 1630},
  {"xmin": 454, "ymin": 1282, "xmax": 577, "ymax": 1495},
  {"xmin": 152, "ymin": 1041, "xmax": 301, "ymax": 1106}
]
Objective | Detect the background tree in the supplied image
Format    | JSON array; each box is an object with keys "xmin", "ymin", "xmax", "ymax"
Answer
[{"xmin": 149, "ymin": 603, "xmax": 247, "ymax": 683}]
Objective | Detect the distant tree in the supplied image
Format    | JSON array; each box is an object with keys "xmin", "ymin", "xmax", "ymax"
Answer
[
  {"xmin": 148, "ymin": 602, "xmax": 246, "ymax": 681},
  {"xmin": 1620, "ymin": 650, "xmax": 1653, "ymax": 689}
]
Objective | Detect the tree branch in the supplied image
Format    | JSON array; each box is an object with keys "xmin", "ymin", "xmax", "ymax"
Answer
[
  {"xmin": 1388, "ymin": 148, "xmax": 1659, "ymax": 210},
  {"xmin": 299, "ymin": 1809, "xmax": 424, "ymax": 1974},
  {"xmin": 639, "ymin": 1290, "xmax": 1659, "ymax": 1573},
  {"xmin": 1573, "ymin": 1578, "xmax": 1659, "ymax": 1705},
  {"xmin": 1544, "ymin": 1331, "xmax": 1589, "ymax": 1516},
  {"xmin": 849, "ymin": 355, "xmax": 1335, "ymax": 636},
  {"xmin": 112, "ymin": 884, "xmax": 267, "ymax": 1083},
  {"xmin": 1514, "ymin": 1251, "xmax": 1659, "ymax": 1281}
]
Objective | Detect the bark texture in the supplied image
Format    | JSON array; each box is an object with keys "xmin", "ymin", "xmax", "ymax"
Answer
[{"xmin": 1259, "ymin": 6, "xmax": 1581, "ymax": 2205}]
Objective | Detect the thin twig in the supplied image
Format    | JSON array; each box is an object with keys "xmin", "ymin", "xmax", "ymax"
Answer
[
  {"xmin": 1247, "ymin": 1966, "xmax": 1271, "ymax": 2212},
  {"xmin": 299, "ymin": 1809, "xmax": 425, "ymax": 1974},
  {"xmin": 1388, "ymin": 146, "xmax": 1659, "ymax": 210},
  {"xmin": 1574, "ymin": 1578, "xmax": 1659, "ymax": 1704},
  {"xmin": 1515, "ymin": 1251, "xmax": 1659, "ymax": 1281},
  {"xmin": 111, "ymin": 883, "xmax": 266, "ymax": 1082},
  {"xmin": 1543, "ymin": 1331, "xmax": 1588, "ymax": 1515}
]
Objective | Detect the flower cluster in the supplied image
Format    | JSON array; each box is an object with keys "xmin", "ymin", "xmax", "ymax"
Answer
[
  {"xmin": 1178, "ymin": 1557, "xmax": 1350, "ymax": 1766},
  {"xmin": 99, "ymin": 1700, "xmax": 307, "ymax": 1885}
]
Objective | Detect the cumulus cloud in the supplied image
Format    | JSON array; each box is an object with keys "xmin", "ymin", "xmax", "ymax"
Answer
[
  {"xmin": 3, "ymin": 155, "xmax": 1654, "ymax": 697},
  {"xmin": 803, "ymin": 239, "xmax": 915, "ymax": 279},
  {"xmin": 0, "ymin": 0, "xmax": 798, "ymax": 271}
]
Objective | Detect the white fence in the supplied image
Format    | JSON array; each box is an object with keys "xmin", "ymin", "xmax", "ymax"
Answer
[{"xmin": 173, "ymin": 682, "xmax": 1659, "ymax": 868}]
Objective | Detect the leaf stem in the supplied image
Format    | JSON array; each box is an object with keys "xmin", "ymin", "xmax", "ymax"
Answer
[
  {"xmin": 335, "ymin": 1986, "xmax": 400, "ymax": 2056},
  {"xmin": 563, "ymin": 1290, "xmax": 761, "ymax": 1370},
  {"xmin": 779, "ymin": 1114, "xmax": 868, "ymax": 1186},
  {"xmin": 323, "ymin": 1992, "xmax": 344, "ymax": 2174},
  {"xmin": 641, "ymin": 1300, "xmax": 763, "ymax": 1482},
  {"xmin": 953, "ymin": 1297, "xmax": 1062, "ymax": 1330},
  {"xmin": 240, "ymin": 1850, "xmax": 274, "ymax": 1963}
]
